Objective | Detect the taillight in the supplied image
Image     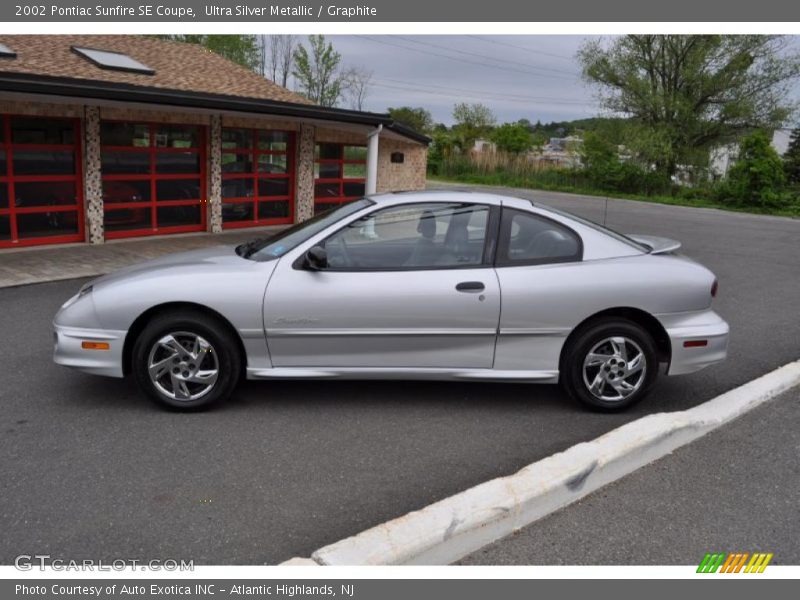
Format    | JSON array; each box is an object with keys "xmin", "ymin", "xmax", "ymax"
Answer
[{"xmin": 711, "ymin": 279, "xmax": 718, "ymax": 298}]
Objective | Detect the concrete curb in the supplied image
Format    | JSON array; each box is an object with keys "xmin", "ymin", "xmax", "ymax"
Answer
[{"xmin": 284, "ymin": 360, "xmax": 800, "ymax": 566}]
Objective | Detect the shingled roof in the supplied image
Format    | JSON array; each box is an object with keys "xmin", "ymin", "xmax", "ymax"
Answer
[{"xmin": 0, "ymin": 35, "xmax": 312, "ymax": 105}]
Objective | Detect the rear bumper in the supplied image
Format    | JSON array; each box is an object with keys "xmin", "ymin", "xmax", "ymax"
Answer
[
  {"xmin": 53, "ymin": 323, "xmax": 127, "ymax": 378},
  {"xmin": 658, "ymin": 309, "xmax": 729, "ymax": 376}
]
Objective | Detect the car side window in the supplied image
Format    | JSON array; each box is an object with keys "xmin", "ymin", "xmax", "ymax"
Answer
[
  {"xmin": 497, "ymin": 208, "xmax": 582, "ymax": 266},
  {"xmin": 321, "ymin": 202, "xmax": 490, "ymax": 270}
]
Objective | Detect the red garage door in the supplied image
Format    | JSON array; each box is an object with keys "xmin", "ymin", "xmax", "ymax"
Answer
[
  {"xmin": 221, "ymin": 127, "xmax": 295, "ymax": 228},
  {"xmin": 0, "ymin": 115, "xmax": 84, "ymax": 248},
  {"xmin": 100, "ymin": 121, "xmax": 206, "ymax": 239},
  {"xmin": 313, "ymin": 143, "xmax": 366, "ymax": 215}
]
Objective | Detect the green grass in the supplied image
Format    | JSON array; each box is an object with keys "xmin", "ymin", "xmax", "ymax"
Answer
[{"xmin": 428, "ymin": 173, "xmax": 800, "ymax": 219}]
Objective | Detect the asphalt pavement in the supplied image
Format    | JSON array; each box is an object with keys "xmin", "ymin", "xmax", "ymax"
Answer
[
  {"xmin": 459, "ymin": 388, "xmax": 800, "ymax": 565},
  {"xmin": 1, "ymin": 186, "xmax": 798, "ymax": 564}
]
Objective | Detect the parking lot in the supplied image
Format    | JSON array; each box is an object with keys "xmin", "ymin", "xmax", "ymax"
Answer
[{"xmin": 1, "ymin": 185, "xmax": 798, "ymax": 564}]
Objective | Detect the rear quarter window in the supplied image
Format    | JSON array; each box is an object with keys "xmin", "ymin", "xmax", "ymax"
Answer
[{"xmin": 497, "ymin": 208, "xmax": 582, "ymax": 266}]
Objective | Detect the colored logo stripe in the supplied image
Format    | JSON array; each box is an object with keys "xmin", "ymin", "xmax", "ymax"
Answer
[
  {"xmin": 697, "ymin": 552, "xmax": 773, "ymax": 573},
  {"xmin": 721, "ymin": 553, "xmax": 748, "ymax": 573},
  {"xmin": 697, "ymin": 553, "xmax": 726, "ymax": 573},
  {"xmin": 744, "ymin": 553, "xmax": 773, "ymax": 573}
]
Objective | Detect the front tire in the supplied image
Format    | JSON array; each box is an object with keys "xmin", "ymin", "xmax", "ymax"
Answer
[
  {"xmin": 561, "ymin": 318, "xmax": 658, "ymax": 412},
  {"xmin": 132, "ymin": 310, "xmax": 242, "ymax": 410}
]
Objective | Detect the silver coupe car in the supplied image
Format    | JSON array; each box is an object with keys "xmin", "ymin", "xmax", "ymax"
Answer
[{"xmin": 53, "ymin": 191, "xmax": 729, "ymax": 411}]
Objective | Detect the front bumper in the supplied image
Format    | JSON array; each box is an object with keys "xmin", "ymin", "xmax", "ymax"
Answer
[
  {"xmin": 53, "ymin": 324, "xmax": 127, "ymax": 378},
  {"xmin": 658, "ymin": 309, "xmax": 729, "ymax": 376}
]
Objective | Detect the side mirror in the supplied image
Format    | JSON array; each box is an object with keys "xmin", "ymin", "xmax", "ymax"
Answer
[{"xmin": 305, "ymin": 245, "xmax": 328, "ymax": 270}]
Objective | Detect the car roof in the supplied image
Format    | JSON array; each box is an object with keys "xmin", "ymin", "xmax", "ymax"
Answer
[{"xmin": 366, "ymin": 190, "xmax": 518, "ymax": 207}]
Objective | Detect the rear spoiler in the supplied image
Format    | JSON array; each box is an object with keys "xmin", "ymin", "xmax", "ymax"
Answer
[{"xmin": 627, "ymin": 234, "xmax": 681, "ymax": 254}]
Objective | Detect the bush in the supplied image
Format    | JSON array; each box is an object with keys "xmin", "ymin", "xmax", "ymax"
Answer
[
  {"xmin": 722, "ymin": 131, "xmax": 787, "ymax": 208},
  {"xmin": 581, "ymin": 132, "xmax": 671, "ymax": 195},
  {"xmin": 491, "ymin": 123, "xmax": 532, "ymax": 154}
]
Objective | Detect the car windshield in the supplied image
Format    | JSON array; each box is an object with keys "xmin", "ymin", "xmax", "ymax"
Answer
[{"xmin": 236, "ymin": 199, "xmax": 374, "ymax": 260}]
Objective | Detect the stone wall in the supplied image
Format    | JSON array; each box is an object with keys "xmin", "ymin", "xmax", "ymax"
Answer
[
  {"xmin": 296, "ymin": 123, "xmax": 316, "ymax": 223},
  {"xmin": 315, "ymin": 126, "xmax": 370, "ymax": 145},
  {"xmin": 98, "ymin": 107, "xmax": 210, "ymax": 125},
  {"xmin": 221, "ymin": 115, "xmax": 300, "ymax": 131},
  {"xmin": 208, "ymin": 114, "xmax": 222, "ymax": 233},
  {"xmin": 376, "ymin": 138, "xmax": 428, "ymax": 193},
  {"xmin": 82, "ymin": 106, "xmax": 104, "ymax": 244},
  {"xmin": 0, "ymin": 100, "xmax": 82, "ymax": 118}
]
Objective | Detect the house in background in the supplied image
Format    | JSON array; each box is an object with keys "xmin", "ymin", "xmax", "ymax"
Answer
[
  {"xmin": 0, "ymin": 35, "xmax": 429, "ymax": 249},
  {"xmin": 472, "ymin": 138, "xmax": 497, "ymax": 153},
  {"xmin": 532, "ymin": 135, "xmax": 583, "ymax": 168},
  {"xmin": 710, "ymin": 129, "xmax": 791, "ymax": 178}
]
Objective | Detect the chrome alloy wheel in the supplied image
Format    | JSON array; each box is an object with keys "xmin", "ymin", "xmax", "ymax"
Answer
[
  {"xmin": 581, "ymin": 336, "xmax": 646, "ymax": 402},
  {"xmin": 147, "ymin": 331, "xmax": 219, "ymax": 402}
]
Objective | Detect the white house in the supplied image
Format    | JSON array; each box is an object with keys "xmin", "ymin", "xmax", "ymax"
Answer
[
  {"xmin": 472, "ymin": 138, "xmax": 497, "ymax": 153},
  {"xmin": 710, "ymin": 129, "xmax": 792, "ymax": 178}
]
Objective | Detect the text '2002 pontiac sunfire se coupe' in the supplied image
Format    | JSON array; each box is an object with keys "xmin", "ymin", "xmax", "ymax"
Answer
[{"xmin": 54, "ymin": 191, "xmax": 729, "ymax": 411}]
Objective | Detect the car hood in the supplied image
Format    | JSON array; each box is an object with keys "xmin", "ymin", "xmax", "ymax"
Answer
[{"xmin": 90, "ymin": 245, "xmax": 248, "ymax": 288}]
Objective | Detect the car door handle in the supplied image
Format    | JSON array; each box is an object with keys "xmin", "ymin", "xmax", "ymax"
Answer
[{"xmin": 455, "ymin": 281, "xmax": 485, "ymax": 292}]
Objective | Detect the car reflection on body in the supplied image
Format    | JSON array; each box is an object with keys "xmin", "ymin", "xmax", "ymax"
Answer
[{"xmin": 53, "ymin": 191, "xmax": 728, "ymax": 411}]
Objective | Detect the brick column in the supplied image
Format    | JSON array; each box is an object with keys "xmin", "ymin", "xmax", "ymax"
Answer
[
  {"xmin": 295, "ymin": 122, "xmax": 315, "ymax": 223},
  {"xmin": 82, "ymin": 105, "xmax": 104, "ymax": 244},
  {"xmin": 208, "ymin": 114, "xmax": 223, "ymax": 233}
]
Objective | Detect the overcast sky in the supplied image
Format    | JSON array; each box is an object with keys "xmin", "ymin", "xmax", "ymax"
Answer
[
  {"xmin": 324, "ymin": 35, "xmax": 594, "ymax": 124},
  {"xmin": 291, "ymin": 35, "xmax": 800, "ymax": 126}
]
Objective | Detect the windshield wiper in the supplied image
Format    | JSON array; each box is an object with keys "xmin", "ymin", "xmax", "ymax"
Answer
[{"xmin": 236, "ymin": 238, "xmax": 267, "ymax": 259}]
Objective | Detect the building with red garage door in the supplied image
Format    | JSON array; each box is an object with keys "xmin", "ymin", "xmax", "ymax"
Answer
[{"xmin": 0, "ymin": 35, "xmax": 429, "ymax": 249}]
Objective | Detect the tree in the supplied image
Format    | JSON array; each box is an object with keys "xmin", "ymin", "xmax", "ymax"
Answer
[
  {"xmin": 452, "ymin": 103, "xmax": 496, "ymax": 149},
  {"xmin": 530, "ymin": 131, "xmax": 548, "ymax": 151},
  {"xmin": 491, "ymin": 122, "xmax": 532, "ymax": 153},
  {"xmin": 256, "ymin": 35, "xmax": 267, "ymax": 77},
  {"xmin": 387, "ymin": 107, "xmax": 434, "ymax": 134},
  {"xmin": 292, "ymin": 35, "xmax": 347, "ymax": 107},
  {"xmin": 343, "ymin": 66, "xmax": 373, "ymax": 111},
  {"xmin": 516, "ymin": 118, "xmax": 533, "ymax": 131},
  {"xmin": 726, "ymin": 131, "xmax": 786, "ymax": 206},
  {"xmin": 158, "ymin": 35, "xmax": 261, "ymax": 72},
  {"xmin": 783, "ymin": 127, "xmax": 800, "ymax": 185},
  {"xmin": 428, "ymin": 128, "xmax": 458, "ymax": 167},
  {"xmin": 265, "ymin": 35, "xmax": 296, "ymax": 87},
  {"xmin": 581, "ymin": 131, "xmax": 619, "ymax": 172},
  {"xmin": 579, "ymin": 35, "xmax": 800, "ymax": 178}
]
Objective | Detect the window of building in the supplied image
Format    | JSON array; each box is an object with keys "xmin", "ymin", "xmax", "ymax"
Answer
[
  {"xmin": 72, "ymin": 46, "xmax": 155, "ymax": 75},
  {"xmin": 0, "ymin": 115, "xmax": 83, "ymax": 248},
  {"xmin": 0, "ymin": 43, "xmax": 16, "ymax": 58},
  {"xmin": 100, "ymin": 121, "xmax": 205, "ymax": 238},
  {"xmin": 220, "ymin": 127, "xmax": 294, "ymax": 228},
  {"xmin": 313, "ymin": 143, "xmax": 366, "ymax": 215}
]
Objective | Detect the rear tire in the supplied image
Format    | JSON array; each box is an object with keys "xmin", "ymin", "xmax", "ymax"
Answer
[
  {"xmin": 132, "ymin": 310, "xmax": 242, "ymax": 410},
  {"xmin": 560, "ymin": 318, "xmax": 658, "ymax": 412}
]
